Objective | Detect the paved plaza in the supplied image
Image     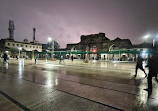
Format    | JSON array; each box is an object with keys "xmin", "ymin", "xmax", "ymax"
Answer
[{"xmin": 0, "ymin": 59, "xmax": 157, "ymax": 111}]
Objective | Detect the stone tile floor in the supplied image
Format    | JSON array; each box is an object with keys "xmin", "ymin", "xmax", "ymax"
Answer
[{"xmin": 0, "ymin": 59, "xmax": 157, "ymax": 111}]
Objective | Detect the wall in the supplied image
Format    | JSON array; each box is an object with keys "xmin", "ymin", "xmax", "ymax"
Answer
[{"xmin": 5, "ymin": 41, "xmax": 42, "ymax": 52}]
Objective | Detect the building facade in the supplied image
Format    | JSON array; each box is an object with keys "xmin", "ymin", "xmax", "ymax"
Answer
[
  {"xmin": 0, "ymin": 38, "xmax": 42, "ymax": 58},
  {"xmin": 65, "ymin": 32, "xmax": 135, "ymax": 60},
  {"xmin": 0, "ymin": 20, "xmax": 42, "ymax": 58},
  {"xmin": 4, "ymin": 39, "xmax": 42, "ymax": 52}
]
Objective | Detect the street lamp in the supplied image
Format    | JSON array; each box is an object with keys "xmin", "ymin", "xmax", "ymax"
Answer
[
  {"xmin": 18, "ymin": 47, "xmax": 22, "ymax": 58},
  {"xmin": 154, "ymin": 34, "xmax": 158, "ymax": 47},
  {"xmin": 48, "ymin": 37, "xmax": 52, "ymax": 42},
  {"xmin": 48, "ymin": 37, "xmax": 54, "ymax": 58},
  {"xmin": 143, "ymin": 34, "xmax": 151, "ymax": 39},
  {"xmin": 143, "ymin": 34, "xmax": 157, "ymax": 47}
]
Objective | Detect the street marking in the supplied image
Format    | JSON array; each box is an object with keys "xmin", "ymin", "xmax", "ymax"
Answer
[
  {"xmin": 57, "ymin": 89, "xmax": 123, "ymax": 111},
  {"xmin": 0, "ymin": 89, "xmax": 31, "ymax": 111}
]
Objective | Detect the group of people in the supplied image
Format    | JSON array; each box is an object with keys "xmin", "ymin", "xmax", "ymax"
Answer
[
  {"xmin": 134, "ymin": 48, "xmax": 158, "ymax": 97},
  {"xmin": 59, "ymin": 55, "xmax": 74, "ymax": 63}
]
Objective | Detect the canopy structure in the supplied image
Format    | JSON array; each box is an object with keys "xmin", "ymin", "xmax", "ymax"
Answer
[
  {"xmin": 99, "ymin": 50, "xmax": 141, "ymax": 54},
  {"xmin": 35, "ymin": 50, "xmax": 149, "ymax": 54}
]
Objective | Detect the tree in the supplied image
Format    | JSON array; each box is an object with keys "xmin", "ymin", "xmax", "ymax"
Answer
[{"xmin": 47, "ymin": 40, "xmax": 60, "ymax": 51}]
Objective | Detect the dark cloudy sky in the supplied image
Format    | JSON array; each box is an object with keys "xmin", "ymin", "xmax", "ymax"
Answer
[{"xmin": 0, "ymin": 0, "xmax": 158, "ymax": 48}]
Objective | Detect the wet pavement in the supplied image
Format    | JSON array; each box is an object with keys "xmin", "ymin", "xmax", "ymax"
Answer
[{"xmin": 0, "ymin": 59, "xmax": 157, "ymax": 111}]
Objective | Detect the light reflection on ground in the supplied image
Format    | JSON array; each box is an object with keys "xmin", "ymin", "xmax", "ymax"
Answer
[{"xmin": 0, "ymin": 59, "xmax": 157, "ymax": 110}]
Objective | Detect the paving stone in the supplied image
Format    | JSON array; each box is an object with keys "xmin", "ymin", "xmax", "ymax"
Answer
[
  {"xmin": 0, "ymin": 59, "xmax": 157, "ymax": 111},
  {"xmin": 0, "ymin": 94, "xmax": 24, "ymax": 111}
]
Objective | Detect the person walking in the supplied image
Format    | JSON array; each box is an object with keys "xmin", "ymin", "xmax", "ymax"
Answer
[
  {"xmin": 34, "ymin": 55, "xmax": 37, "ymax": 64},
  {"xmin": 61, "ymin": 56, "xmax": 64, "ymax": 62},
  {"xmin": 71, "ymin": 55, "xmax": 73, "ymax": 62},
  {"xmin": 3, "ymin": 53, "xmax": 8, "ymax": 64},
  {"xmin": 59, "ymin": 55, "xmax": 62, "ymax": 64},
  {"xmin": 134, "ymin": 55, "xmax": 147, "ymax": 77},
  {"xmin": 144, "ymin": 50, "xmax": 158, "ymax": 96}
]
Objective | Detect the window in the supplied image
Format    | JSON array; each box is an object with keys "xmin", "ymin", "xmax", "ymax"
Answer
[
  {"xmin": 36, "ymin": 47, "xmax": 38, "ymax": 48},
  {"xmin": 26, "ymin": 45, "xmax": 27, "ymax": 47},
  {"xmin": 17, "ymin": 44, "xmax": 19, "ymax": 46},
  {"xmin": 33, "ymin": 46, "xmax": 35, "ymax": 48},
  {"xmin": 30, "ymin": 46, "xmax": 31, "ymax": 48},
  {"xmin": 21, "ymin": 45, "xmax": 23, "ymax": 47},
  {"xmin": 12, "ymin": 44, "xmax": 14, "ymax": 46},
  {"xmin": 8, "ymin": 43, "xmax": 10, "ymax": 46}
]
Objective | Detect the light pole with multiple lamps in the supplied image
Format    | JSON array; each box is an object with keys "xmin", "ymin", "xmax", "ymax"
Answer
[
  {"xmin": 48, "ymin": 37, "xmax": 54, "ymax": 58},
  {"xmin": 144, "ymin": 34, "xmax": 158, "ymax": 47}
]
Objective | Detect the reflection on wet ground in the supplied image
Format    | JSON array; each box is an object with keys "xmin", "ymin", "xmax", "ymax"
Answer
[{"xmin": 0, "ymin": 59, "xmax": 157, "ymax": 111}]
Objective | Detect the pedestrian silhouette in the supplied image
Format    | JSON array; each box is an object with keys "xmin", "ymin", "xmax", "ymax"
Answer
[
  {"xmin": 16, "ymin": 55, "xmax": 18, "ymax": 60},
  {"xmin": 3, "ymin": 53, "xmax": 8, "ymax": 64},
  {"xmin": 59, "ymin": 55, "xmax": 62, "ymax": 64},
  {"xmin": 61, "ymin": 56, "xmax": 64, "ymax": 62},
  {"xmin": 134, "ymin": 55, "xmax": 147, "ymax": 77},
  {"xmin": 34, "ymin": 55, "xmax": 37, "ymax": 64},
  {"xmin": 144, "ymin": 49, "xmax": 158, "ymax": 98},
  {"xmin": 71, "ymin": 55, "xmax": 74, "ymax": 62}
]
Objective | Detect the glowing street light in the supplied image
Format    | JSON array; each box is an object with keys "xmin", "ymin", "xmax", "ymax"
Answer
[
  {"xmin": 48, "ymin": 37, "xmax": 54, "ymax": 58},
  {"xmin": 143, "ymin": 34, "xmax": 158, "ymax": 47},
  {"xmin": 152, "ymin": 34, "xmax": 158, "ymax": 47},
  {"xmin": 143, "ymin": 34, "xmax": 151, "ymax": 39},
  {"xmin": 48, "ymin": 37, "xmax": 52, "ymax": 42}
]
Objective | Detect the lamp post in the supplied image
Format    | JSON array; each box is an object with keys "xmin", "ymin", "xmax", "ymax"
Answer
[
  {"xmin": 143, "ymin": 34, "xmax": 157, "ymax": 47},
  {"xmin": 153, "ymin": 34, "xmax": 158, "ymax": 47},
  {"xmin": 153, "ymin": 38, "xmax": 155, "ymax": 47},
  {"xmin": 18, "ymin": 47, "xmax": 22, "ymax": 58},
  {"xmin": 48, "ymin": 37, "xmax": 54, "ymax": 58}
]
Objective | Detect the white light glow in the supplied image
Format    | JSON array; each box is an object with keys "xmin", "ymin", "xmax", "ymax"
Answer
[
  {"xmin": 141, "ymin": 51, "xmax": 148, "ymax": 58},
  {"xmin": 18, "ymin": 47, "xmax": 22, "ymax": 50},
  {"xmin": 48, "ymin": 37, "xmax": 52, "ymax": 42},
  {"xmin": 93, "ymin": 60, "xmax": 97, "ymax": 63},
  {"xmin": 144, "ymin": 34, "xmax": 151, "ymax": 39}
]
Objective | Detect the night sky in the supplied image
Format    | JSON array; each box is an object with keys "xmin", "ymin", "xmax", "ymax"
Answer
[{"xmin": 0, "ymin": 0, "xmax": 158, "ymax": 48}]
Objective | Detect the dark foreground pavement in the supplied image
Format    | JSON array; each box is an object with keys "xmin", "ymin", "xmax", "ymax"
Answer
[{"xmin": 0, "ymin": 59, "xmax": 157, "ymax": 111}]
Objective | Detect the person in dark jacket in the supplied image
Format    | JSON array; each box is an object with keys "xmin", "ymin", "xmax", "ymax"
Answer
[
  {"xmin": 134, "ymin": 55, "xmax": 147, "ymax": 77},
  {"xmin": 3, "ymin": 53, "xmax": 8, "ymax": 63},
  {"xmin": 34, "ymin": 55, "xmax": 37, "ymax": 64},
  {"xmin": 145, "ymin": 54, "xmax": 158, "ymax": 89},
  {"xmin": 71, "ymin": 55, "xmax": 74, "ymax": 62}
]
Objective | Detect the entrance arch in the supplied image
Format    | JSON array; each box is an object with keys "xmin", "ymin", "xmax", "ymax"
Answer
[
  {"xmin": 108, "ymin": 44, "xmax": 119, "ymax": 60},
  {"xmin": 70, "ymin": 46, "xmax": 81, "ymax": 59}
]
